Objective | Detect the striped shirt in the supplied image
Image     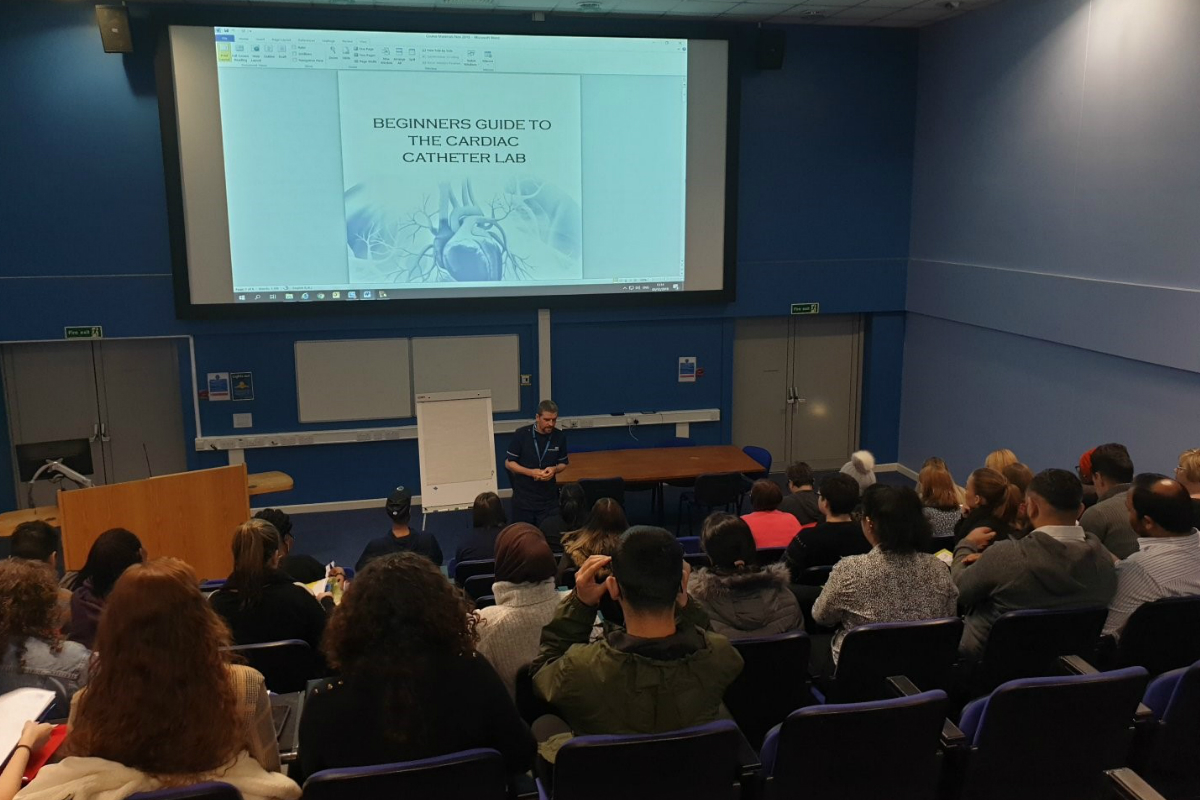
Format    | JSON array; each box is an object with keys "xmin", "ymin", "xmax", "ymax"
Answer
[{"xmin": 1102, "ymin": 531, "xmax": 1200, "ymax": 639}]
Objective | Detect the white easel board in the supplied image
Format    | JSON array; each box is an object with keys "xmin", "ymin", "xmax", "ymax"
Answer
[{"xmin": 416, "ymin": 390, "xmax": 497, "ymax": 514}]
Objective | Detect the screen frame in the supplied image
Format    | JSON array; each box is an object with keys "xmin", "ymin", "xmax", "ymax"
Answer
[{"xmin": 153, "ymin": 12, "xmax": 741, "ymax": 320}]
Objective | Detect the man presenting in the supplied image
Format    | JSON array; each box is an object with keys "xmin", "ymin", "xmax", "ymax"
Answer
[{"xmin": 505, "ymin": 400, "xmax": 569, "ymax": 525}]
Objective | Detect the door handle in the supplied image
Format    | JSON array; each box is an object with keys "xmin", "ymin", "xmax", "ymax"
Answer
[
  {"xmin": 89, "ymin": 423, "xmax": 100, "ymax": 443},
  {"xmin": 792, "ymin": 386, "xmax": 807, "ymax": 404},
  {"xmin": 99, "ymin": 422, "xmax": 111, "ymax": 443}
]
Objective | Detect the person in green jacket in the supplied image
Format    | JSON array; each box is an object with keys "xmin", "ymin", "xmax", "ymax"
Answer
[{"xmin": 530, "ymin": 526, "xmax": 744, "ymax": 762}]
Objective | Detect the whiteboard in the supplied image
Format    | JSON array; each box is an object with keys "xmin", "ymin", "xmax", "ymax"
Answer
[
  {"xmin": 416, "ymin": 390, "xmax": 497, "ymax": 514},
  {"xmin": 295, "ymin": 338, "xmax": 412, "ymax": 423},
  {"xmin": 411, "ymin": 335, "xmax": 520, "ymax": 413}
]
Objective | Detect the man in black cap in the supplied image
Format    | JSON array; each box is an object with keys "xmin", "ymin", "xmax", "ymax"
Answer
[{"xmin": 355, "ymin": 486, "xmax": 443, "ymax": 572}]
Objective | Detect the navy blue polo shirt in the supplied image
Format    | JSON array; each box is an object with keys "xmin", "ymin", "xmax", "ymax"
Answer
[{"xmin": 506, "ymin": 424, "xmax": 569, "ymax": 511}]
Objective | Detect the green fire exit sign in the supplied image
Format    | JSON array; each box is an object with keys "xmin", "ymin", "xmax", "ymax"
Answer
[
  {"xmin": 790, "ymin": 303, "xmax": 820, "ymax": 315},
  {"xmin": 64, "ymin": 326, "xmax": 104, "ymax": 340}
]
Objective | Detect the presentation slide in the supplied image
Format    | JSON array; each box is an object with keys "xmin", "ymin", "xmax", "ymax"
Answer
[{"xmin": 169, "ymin": 27, "xmax": 728, "ymax": 306}]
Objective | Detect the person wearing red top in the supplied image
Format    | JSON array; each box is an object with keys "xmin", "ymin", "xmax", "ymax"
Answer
[{"xmin": 742, "ymin": 480, "xmax": 803, "ymax": 549}]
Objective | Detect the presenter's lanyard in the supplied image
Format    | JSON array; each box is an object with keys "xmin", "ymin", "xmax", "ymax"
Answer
[{"xmin": 534, "ymin": 431, "xmax": 552, "ymax": 467}]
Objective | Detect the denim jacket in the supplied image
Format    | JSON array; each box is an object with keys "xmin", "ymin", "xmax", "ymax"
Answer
[{"xmin": 0, "ymin": 637, "xmax": 91, "ymax": 713}]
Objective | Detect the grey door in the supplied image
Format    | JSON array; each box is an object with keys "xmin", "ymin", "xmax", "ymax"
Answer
[
  {"xmin": 731, "ymin": 318, "xmax": 791, "ymax": 470},
  {"xmin": 2, "ymin": 341, "xmax": 107, "ymax": 508},
  {"xmin": 788, "ymin": 315, "xmax": 863, "ymax": 471},
  {"xmin": 95, "ymin": 339, "xmax": 188, "ymax": 484}
]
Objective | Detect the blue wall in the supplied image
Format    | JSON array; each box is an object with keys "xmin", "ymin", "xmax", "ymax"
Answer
[
  {"xmin": 899, "ymin": 0, "xmax": 1200, "ymax": 477},
  {"xmin": 0, "ymin": 1, "xmax": 917, "ymax": 508}
]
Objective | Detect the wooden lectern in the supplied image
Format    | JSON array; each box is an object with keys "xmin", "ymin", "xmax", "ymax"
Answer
[{"xmin": 58, "ymin": 464, "xmax": 251, "ymax": 581}]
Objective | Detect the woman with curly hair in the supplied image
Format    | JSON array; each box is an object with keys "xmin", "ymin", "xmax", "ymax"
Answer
[
  {"xmin": 0, "ymin": 558, "xmax": 89, "ymax": 712},
  {"xmin": 1, "ymin": 558, "xmax": 298, "ymax": 800},
  {"xmin": 296, "ymin": 552, "xmax": 534, "ymax": 784}
]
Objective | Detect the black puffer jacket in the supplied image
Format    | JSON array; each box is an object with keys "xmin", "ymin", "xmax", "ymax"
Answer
[{"xmin": 687, "ymin": 564, "xmax": 803, "ymax": 639}]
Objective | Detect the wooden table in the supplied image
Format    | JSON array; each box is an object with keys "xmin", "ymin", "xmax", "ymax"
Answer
[
  {"xmin": 247, "ymin": 471, "xmax": 294, "ymax": 496},
  {"xmin": 560, "ymin": 445, "xmax": 765, "ymax": 484}
]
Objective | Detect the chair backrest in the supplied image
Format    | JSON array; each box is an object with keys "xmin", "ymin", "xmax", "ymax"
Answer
[
  {"xmin": 742, "ymin": 446, "xmax": 772, "ymax": 474},
  {"xmin": 977, "ymin": 605, "xmax": 1108, "ymax": 691},
  {"xmin": 1142, "ymin": 660, "xmax": 1200, "ymax": 791},
  {"xmin": 684, "ymin": 552, "xmax": 712, "ymax": 570},
  {"xmin": 462, "ymin": 573, "xmax": 494, "ymax": 601},
  {"xmin": 678, "ymin": 536, "xmax": 703, "ymax": 555},
  {"xmin": 832, "ymin": 617, "xmax": 963, "ymax": 702},
  {"xmin": 474, "ymin": 594, "xmax": 496, "ymax": 609},
  {"xmin": 693, "ymin": 473, "xmax": 744, "ymax": 507},
  {"xmin": 1117, "ymin": 595, "xmax": 1200, "ymax": 676},
  {"xmin": 724, "ymin": 630, "xmax": 812, "ymax": 749},
  {"xmin": 756, "ymin": 547, "xmax": 786, "ymax": 565},
  {"xmin": 454, "ymin": 559, "xmax": 496, "ymax": 586},
  {"xmin": 958, "ymin": 667, "xmax": 1148, "ymax": 800},
  {"xmin": 795, "ymin": 565, "xmax": 832, "ymax": 586},
  {"xmin": 765, "ymin": 690, "xmax": 947, "ymax": 800},
  {"xmin": 552, "ymin": 720, "xmax": 743, "ymax": 800},
  {"xmin": 303, "ymin": 748, "xmax": 508, "ymax": 800},
  {"xmin": 579, "ymin": 477, "xmax": 626, "ymax": 509},
  {"xmin": 128, "ymin": 782, "xmax": 244, "ymax": 800},
  {"xmin": 224, "ymin": 639, "xmax": 319, "ymax": 694},
  {"xmin": 558, "ymin": 566, "xmax": 578, "ymax": 590}
]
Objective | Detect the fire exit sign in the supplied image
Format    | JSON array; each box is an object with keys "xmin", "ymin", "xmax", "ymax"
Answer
[
  {"xmin": 64, "ymin": 326, "xmax": 104, "ymax": 340},
  {"xmin": 790, "ymin": 303, "xmax": 820, "ymax": 315}
]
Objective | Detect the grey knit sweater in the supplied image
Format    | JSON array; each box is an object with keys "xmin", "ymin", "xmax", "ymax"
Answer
[{"xmin": 476, "ymin": 579, "xmax": 564, "ymax": 697}]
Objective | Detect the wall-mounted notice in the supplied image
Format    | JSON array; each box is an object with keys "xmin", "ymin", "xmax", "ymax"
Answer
[
  {"xmin": 207, "ymin": 372, "xmax": 231, "ymax": 401},
  {"xmin": 679, "ymin": 356, "xmax": 697, "ymax": 383}
]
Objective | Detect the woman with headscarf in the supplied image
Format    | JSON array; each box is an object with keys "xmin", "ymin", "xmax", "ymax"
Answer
[{"xmin": 475, "ymin": 523, "xmax": 562, "ymax": 697}]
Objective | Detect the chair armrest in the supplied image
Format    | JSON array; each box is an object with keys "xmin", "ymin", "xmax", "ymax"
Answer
[
  {"xmin": 1059, "ymin": 657, "xmax": 1154, "ymax": 723},
  {"xmin": 734, "ymin": 726, "xmax": 762, "ymax": 779},
  {"xmin": 884, "ymin": 676, "xmax": 967, "ymax": 749},
  {"xmin": 272, "ymin": 690, "xmax": 304, "ymax": 764},
  {"xmin": 1106, "ymin": 768, "xmax": 1169, "ymax": 800},
  {"xmin": 1059, "ymin": 654, "xmax": 1100, "ymax": 675}
]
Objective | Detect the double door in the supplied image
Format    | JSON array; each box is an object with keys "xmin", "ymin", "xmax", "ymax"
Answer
[
  {"xmin": 2, "ymin": 339, "xmax": 188, "ymax": 508},
  {"xmin": 731, "ymin": 315, "xmax": 863, "ymax": 472}
]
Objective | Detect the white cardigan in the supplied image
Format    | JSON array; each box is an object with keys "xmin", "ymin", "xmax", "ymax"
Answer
[
  {"xmin": 16, "ymin": 752, "xmax": 301, "ymax": 800},
  {"xmin": 475, "ymin": 579, "xmax": 564, "ymax": 697}
]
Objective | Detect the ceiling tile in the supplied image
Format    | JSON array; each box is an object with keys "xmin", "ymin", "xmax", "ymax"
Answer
[
  {"xmin": 611, "ymin": 0, "xmax": 679, "ymax": 12},
  {"xmin": 791, "ymin": 0, "xmax": 863, "ymax": 6},
  {"xmin": 661, "ymin": 0, "xmax": 736, "ymax": 12},
  {"xmin": 856, "ymin": 0, "xmax": 922, "ymax": 7},
  {"xmin": 720, "ymin": 2, "xmax": 790, "ymax": 16},
  {"xmin": 830, "ymin": 5, "xmax": 891, "ymax": 18}
]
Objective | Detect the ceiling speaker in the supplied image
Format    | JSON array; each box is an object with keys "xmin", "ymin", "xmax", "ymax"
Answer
[
  {"xmin": 96, "ymin": 5, "xmax": 133, "ymax": 54},
  {"xmin": 755, "ymin": 29, "xmax": 785, "ymax": 71}
]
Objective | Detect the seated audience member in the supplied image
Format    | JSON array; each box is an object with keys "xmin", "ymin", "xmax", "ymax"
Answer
[
  {"xmin": 924, "ymin": 457, "xmax": 967, "ymax": 505},
  {"xmin": 9, "ymin": 521, "xmax": 70, "ymax": 624},
  {"xmin": 839, "ymin": 450, "xmax": 877, "ymax": 492},
  {"xmin": 954, "ymin": 468, "xmax": 1020, "ymax": 542},
  {"xmin": 531, "ymin": 527, "xmax": 743, "ymax": 760},
  {"xmin": 0, "ymin": 559, "xmax": 89, "ymax": 712},
  {"xmin": 812, "ymin": 486, "xmax": 958, "ymax": 667},
  {"xmin": 454, "ymin": 492, "xmax": 507, "ymax": 568},
  {"xmin": 1002, "ymin": 462, "xmax": 1035, "ymax": 537},
  {"xmin": 560, "ymin": 497, "xmax": 628, "ymax": 573},
  {"xmin": 918, "ymin": 465, "xmax": 962, "ymax": 540},
  {"xmin": 778, "ymin": 462, "xmax": 822, "ymax": 525},
  {"xmin": 255, "ymin": 508, "xmax": 324, "ymax": 584},
  {"xmin": 210, "ymin": 519, "xmax": 328, "ymax": 650},
  {"xmin": 1078, "ymin": 448, "xmax": 1100, "ymax": 509},
  {"xmin": 1174, "ymin": 447, "xmax": 1200, "ymax": 527},
  {"xmin": 356, "ymin": 486, "xmax": 442, "ymax": 571},
  {"xmin": 476, "ymin": 523, "xmax": 562, "ymax": 696},
  {"xmin": 297, "ymin": 553, "xmax": 534, "ymax": 783},
  {"xmin": 953, "ymin": 469, "xmax": 1117, "ymax": 659},
  {"xmin": 1102, "ymin": 475, "xmax": 1200, "ymax": 639},
  {"xmin": 1080, "ymin": 443, "xmax": 1139, "ymax": 559},
  {"xmin": 784, "ymin": 473, "xmax": 869, "ymax": 582},
  {"xmin": 984, "ymin": 449, "xmax": 1019, "ymax": 472},
  {"xmin": 1, "ymin": 558, "xmax": 297, "ymax": 800},
  {"xmin": 539, "ymin": 483, "xmax": 589, "ymax": 553},
  {"xmin": 64, "ymin": 528, "xmax": 144, "ymax": 649},
  {"xmin": 688, "ymin": 513, "xmax": 801, "ymax": 639},
  {"xmin": 742, "ymin": 479, "xmax": 802, "ymax": 549}
]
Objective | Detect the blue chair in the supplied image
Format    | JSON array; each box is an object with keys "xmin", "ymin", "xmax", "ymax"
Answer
[
  {"xmin": 463, "ymin": 573, "xmax": 494, "ymax": 602},
  {"xmin": 1135, "ymin": 659, "xmax": 1200, "ymax": 797},
  {"xmin": 760, "ymin": 690, "xmax": 948, "ymax": 800},
  {"xmin": 540, "ymin": 720, "xmax": 746, "ymax": 800},
  {"xmin": 724, "ymin": 630, "xmax": 813, "ymax": 749},
  {"xmin": 558, "ymin": 566, "xmax": 577, "ymax": 590},
  {"xmin": 956, "ymin": 667, "xmax": 1149, "ymax": 800},
  {"xmin": 817, "ymin": 618, "xmax": 963, "ymax": 703},
  {"xmin": 224, "ymin": 639, "xmax": 321, "ymax": 694},
  {"xmin": 1115, "ymin": 595, "xmax": 1200, "ymax": 677},
  {"xmin": 475, "ymin": 594, "xmax": 496, "ymax": 609},
  {"xmin": 974, "ymin": 605, "xmax": 1108, "ymax": 693},
  {"xmin": 454, "ymin": 559, "xmax": 496, "ymax": 587},
  {"xmin": 795, "ymin": 564, "xmax": 832, "ymax": 586},
  {"xmin": 303, "ymin": 748, "xmax": 508, "ymax": 800},
  {"xmin": 677, "ymin": 473, "xmax": 743, "ymax": 537},
  {"xmin": 684, "ymin": 552, "xmax": 712, "ymax": 570},
  {"xmin": 678, "ymin": 536, "xmax": 704, "ymax": 554},
  {"xmin": 742, "ymin": 446, "xmax": 772, "ymax": 475},
  {"xmin": 128, "ymin": 783, "xmax": 243, "ymax": 799}
]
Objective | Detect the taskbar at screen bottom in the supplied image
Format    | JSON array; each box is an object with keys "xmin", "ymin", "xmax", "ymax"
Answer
[{"xmin": 232, "ymin": 282, "xmax": 685, "ymax": 303}]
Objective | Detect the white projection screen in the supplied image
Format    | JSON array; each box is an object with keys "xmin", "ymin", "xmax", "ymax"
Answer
[{"xmin": 162, "ymin": 26, "xmax": 732, "ymax": 312}]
